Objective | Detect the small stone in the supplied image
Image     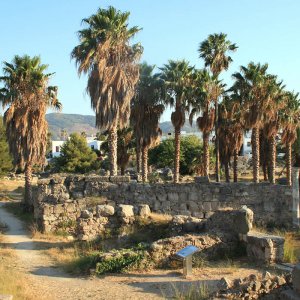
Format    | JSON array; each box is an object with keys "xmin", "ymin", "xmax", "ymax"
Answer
[
  {"xmin": 81, "ymin": 210, "xmax": 93, "ymax": 219},
  {"xmin": 262, "ymin": 271, "xmax": 272, "ymax": 280},
  {"xmin": 274, "ymin": 275, "xmax": 286, "ymax": 286},
  {"xmin": 218, "ymin": 277, "xmax": 232, "ymax": 290}
]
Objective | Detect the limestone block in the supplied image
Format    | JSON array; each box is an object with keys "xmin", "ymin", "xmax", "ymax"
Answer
[
  {"xmin": 136, "ymin": 204, "xmax": 151, "ymax": 217},
  {"xmin": 203, "ymin": 202, "xmax": 212, "ymax": 211},
  {"xmin": 188, "ymin": 192, "xmax": 198, "ymax": 202},
  {"xmin": 187, "ymin": 201, "xmax": 199, "ymax": 211},
  {"xmin": 167, "ymin": 192, "xmax": 179, "ymax": 202},
  {"xmin": 192, "ymin": 212, "xmax": 204, "ymax": 219},
  {"xmin": 292, "ymin": 264, "xmax": 300, "ymax": 294},
  {"xmin": 96, "ymin": 205, "xmax": 115, "ymax": 217},
  {"xmin": 194, "ymin": 176, "xmax": 209, "ymax": 183},
  {"xmin": 117, "ymin": 205, "xmax": 134, "ymax": 217}
]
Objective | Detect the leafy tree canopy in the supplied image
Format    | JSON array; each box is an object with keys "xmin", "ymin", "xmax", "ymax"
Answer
[
  {"xmin": 149, "ymin": 135, "xmax": 212, "ymax": 175},
  {"xmin": 54, "ymin": 133, "xmax": 99, "ymax": 173},
  {"xmin": 0, "ymin": 116, "xmax": 12, "ymax": 174}
]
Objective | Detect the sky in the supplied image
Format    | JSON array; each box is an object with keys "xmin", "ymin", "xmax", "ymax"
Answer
[{"xmin": 1, "ymin": 0, "xmax": 300, "ymax": 122}]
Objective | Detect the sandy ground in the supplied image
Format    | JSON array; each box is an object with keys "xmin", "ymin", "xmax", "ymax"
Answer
[{"xmin": 0, "ymin": 199, "xmax": 266, "ymax": 300}]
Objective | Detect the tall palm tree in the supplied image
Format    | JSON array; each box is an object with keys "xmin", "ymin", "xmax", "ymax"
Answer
[
  {"xmin": 199, "ymin": 33, "xmax": 238, "ymax": 182},
  {"xmin": 160, "ymin": 60, "xmax": 194, "ymax": 183},
  {"xmin": 281, "ymin": 92, "xmax": 300, "ymax": 185},
  {"xmin": 71, "ymin": 6, "xmax": 142, "ymax": 176},
  {"xmin": 0, "ymin": 55, "xmax": 61, "ymax": 210},
  {"xmin": 218, "ymin": 94, "xmax": 244, "ymax": 182},
  {"xmin": 232, "ymin": 62, "xmax": 272, "ymax": 183},
  {"xmin": 263, "ymin": 77, "xmax": 286, "ymax": 184},
  {"xmin": 131, "ymin": 63, "xmax": 164, "ymax": 182},
  {"xmin": 189, "ymin": 69, "xmax": 224, "ymax": 178}
]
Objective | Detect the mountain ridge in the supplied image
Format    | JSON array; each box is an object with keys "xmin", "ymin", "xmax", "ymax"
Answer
[{"xmin": 46, "ymin": 113, "xmax": 198, "ymax": 139}]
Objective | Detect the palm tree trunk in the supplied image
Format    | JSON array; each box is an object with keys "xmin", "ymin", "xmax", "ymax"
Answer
[
  {"xmin": 233, "ymin": 149, "xmax": 238, "ymax": 182},
  {"xmin": 120, "ymin": 166, "xmax": 125, "ymax": 176},
  {"xmin": 224, "ymin": 161, "xmax": 230, "ymax": 183},
  {"xmin": 174, "ymin": 128, "xmax": 181, "ymax": 183},
  {"xmin": 263, "ymin": 163, "xmax": 268, "ymax": 181},
  {"xmin": 203, "ymin": 132, "xmax": 210, "ymax": 177},
  {"xmin": 109, "ymin": 125, "xmax": 118, "ymax": 176},
  {"xmin": 215, "ymin": 100, "xmax": 220, "ymax": 182},
  {"xmin": 286, "ymin": 142, "xmax": 292, "ymax": 186},
  {"xmin": 142, "ymin": 145, "xmax": 148, "ymax": 182},
  {"xmin": 136, "ymin": 143, "xmax": 142, "ymax": 174},
  {"xmin": 269, "ymin": 135, "xmax": 276, "ymax": 184},
  {"xmin": 252, "ymin": 127, "xmax": 260, "ymax": 183},
  {"xmin": 24, "ymin": 163, "xmax": 33, "ymax": 212}
]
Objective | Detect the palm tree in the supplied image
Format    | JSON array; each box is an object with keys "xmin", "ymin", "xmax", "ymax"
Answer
[
  {"xmin": 160, "ymin": 60, "xmax": 194, "ymax": 183},
  {"xmin": 281, "ymin": 92, "xmax": 300, "ymax": 185},
  {"xmin": 199, "ymin": 33, "xmax": 238, "ymax": 182},
  {"xmin": 189, "ymin": 69, "xmax": 224, "ymax": 178},
  {"xmin": 263, "ymin": 77, "xmax": 286, "ymax": 184},
  {"xmin": 71, "ymin": 6, "xmax": 142, "ymax": 176},
  {"xmin": 232, "ymin": 62, "xmax": 272, "ymax": 183},
  {"xmin": 131, "ymin": 63, "xmax": 164, "ymax": 182},
  {"xmin": 0, "ymin": 55, "xmax": 61, "ymax": 210},
  {"xmin": 218, "ymin": 95, "xmax": 244, "ymax": 182}
]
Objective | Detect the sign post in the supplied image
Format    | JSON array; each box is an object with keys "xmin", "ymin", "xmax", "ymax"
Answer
[{"xmin": 175, "ymin": 245, "xmax": 199, "ymax": 277}]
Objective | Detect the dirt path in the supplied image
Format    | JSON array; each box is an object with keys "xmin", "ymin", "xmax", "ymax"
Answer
[
  {"xmin": 0, "ymin": 201, "xmax": 223, "ymax": 300},
  {"xmin": 0, "ymin": 200, "xmax": 265, "ymax": 300}
]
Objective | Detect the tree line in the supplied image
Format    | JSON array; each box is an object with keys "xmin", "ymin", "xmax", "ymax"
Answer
[{"xmin": 0, "ymin": 6, "xmax": 299, "ymax": 210}]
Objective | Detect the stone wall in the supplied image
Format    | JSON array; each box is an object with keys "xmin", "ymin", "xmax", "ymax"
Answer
[{"xmin": 33, "ymin": 175, "xmax": 293, "ymax": 232}]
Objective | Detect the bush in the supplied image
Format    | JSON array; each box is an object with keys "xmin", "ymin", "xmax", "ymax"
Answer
[{"xmin": 149, "ymin": 135, "xmax": 213, "ymax": 175}]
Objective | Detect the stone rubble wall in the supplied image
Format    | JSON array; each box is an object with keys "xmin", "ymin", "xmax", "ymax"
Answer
[{"xmin": 33, "ymin": 175, "xmax": 293, "ymax": 232}]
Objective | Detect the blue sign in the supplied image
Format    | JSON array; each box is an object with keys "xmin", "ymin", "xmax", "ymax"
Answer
[{"xmin": 175, "ymin": 245, "xmax": 199, "ymax": 258}]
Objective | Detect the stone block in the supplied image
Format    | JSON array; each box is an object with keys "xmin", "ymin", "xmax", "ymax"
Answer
[
  {"xmin": 194, "ymin": 176, "xmax": 209, "ymax": 183},
  {"xmin": 117, "ymin": 205, "xmax": 134, "ymax": 217},
  {"xmin": 96, "ymin": 205, "xmax": 115, "ymax": 217},
  {"xmin": 292, "ymin": 264, "xmax": 300, "ymax": 294},
  {"xmin": 167, "ymin": 192, "xmax": 179, "ymax": 202},
  {"xmin": 203, "ymin": 202, "xmax": 212, "ymax": 211},
  {"xmin": 136, "ymin": 204, "xmax": 151, "ymax": 217},
  {"xmin": 188, "ymin": 192, "xmax": 198, "ymax": 202}
]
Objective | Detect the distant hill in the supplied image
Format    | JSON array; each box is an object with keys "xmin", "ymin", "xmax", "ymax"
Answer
[{"xmin": 46, "ymin": 113, "xmax": 198, "ymax": 139}]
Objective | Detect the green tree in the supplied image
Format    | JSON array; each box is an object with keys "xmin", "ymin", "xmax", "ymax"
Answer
[
  {"xmin": 149, "ymin": 135, "xmax": 206, "ymax": 176},
  {"xmin": 159, "ymin": 60, "xmax": 194, "ymax": 183},
  {"xmin": 199, "ymin": 33, "xmax": 238, "ymax": 182},
  {"xmin": 0, "ymin": 116, "xmax": 12, "ymax": 174},
  {"xmin": 0, "ymin": 55, "xmax": 61, "ymax": 210},
  {"xmin": 54, "ymin": 133, "xmax": 98, "ymax": 173},
  {"xmin": 71, "ymin": 6, "xmax": 142, "ymax": 176}
]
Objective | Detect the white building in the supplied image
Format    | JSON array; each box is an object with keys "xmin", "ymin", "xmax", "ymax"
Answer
[{"xmin": 51, "ymin": 137, "xmax": 102, "ymax": 158}]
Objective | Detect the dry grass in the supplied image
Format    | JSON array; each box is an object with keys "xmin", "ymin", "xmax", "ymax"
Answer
[{"xmin": 149, "ymin": 212, "xmax": 172, "ymax": 224}]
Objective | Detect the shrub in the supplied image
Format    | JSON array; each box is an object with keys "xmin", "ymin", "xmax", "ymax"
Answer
[
  {"xmin": 53, "ymin": 133, "xmax": 100, "ymax": 173},
  {"xmin": 149, "ymin": 135, "xmax": 214, "ymax": 175}
]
